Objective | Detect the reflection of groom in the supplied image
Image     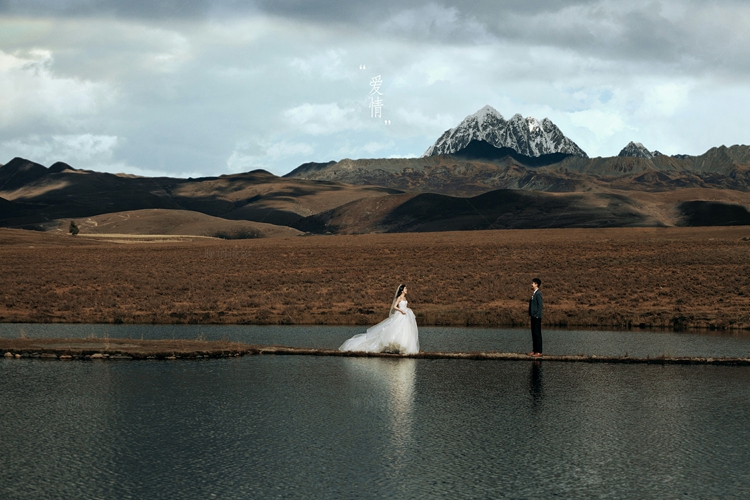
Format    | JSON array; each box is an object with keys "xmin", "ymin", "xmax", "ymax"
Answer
[{"xmin": 528, "ymin": 278, "xmax": 543, "ymax": 357}]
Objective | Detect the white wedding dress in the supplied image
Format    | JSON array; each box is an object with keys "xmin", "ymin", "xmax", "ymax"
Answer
[{"xmin": 339, "ymin": 300, "xmax": 419, "ymax": 354}]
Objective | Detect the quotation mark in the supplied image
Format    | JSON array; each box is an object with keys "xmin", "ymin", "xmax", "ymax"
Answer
[
  {"xmin": 384, "ymin": 120, "xmax": 391, "ymax": 125},
  {"xmin": 359, "ymin": 64, "xmax": 366, "ymax": 69}
]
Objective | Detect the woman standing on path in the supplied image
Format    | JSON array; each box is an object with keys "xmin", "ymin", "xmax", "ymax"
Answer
[{"xmin": 339, "ymin": 284, "xmax": 419, "ymax": 354}]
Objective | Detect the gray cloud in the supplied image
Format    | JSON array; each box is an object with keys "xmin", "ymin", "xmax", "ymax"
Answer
[
  {"xmin": 0, "ymin": 0, "xmax": 215, "ymax": 18},
  {"xmin": 1, "ymin": 0, "xmax": 749, "ymax": 176},
  {"xmin": 4, "ymin": 0, "xmax": 749, "ymax": 75},
  {"xmin": 259, "ymin": 0, "xmax": 750, "ymax": 79}
]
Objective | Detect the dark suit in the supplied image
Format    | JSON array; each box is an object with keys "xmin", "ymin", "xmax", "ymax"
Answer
[{"xmin": 529, "ymin": 289, "xmax": 543, "ymax": 354}]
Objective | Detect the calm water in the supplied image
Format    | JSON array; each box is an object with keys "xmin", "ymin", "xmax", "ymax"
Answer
[
  {"xmin": 2, "ymin": 325, "xmax": 750, "ymax": 498},
  {"xmin": 2, "ymin": 355, "xmax": 750, "ymax": 498},
  {"xmin": 2, "ymin": 323, "xmax": 750, "ymax": 358}
]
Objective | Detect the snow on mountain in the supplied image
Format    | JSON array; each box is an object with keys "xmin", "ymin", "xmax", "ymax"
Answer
[
  {"xmin": 618, "ymin": 142, "xmax": 654, "ymax": 159},
  {"xmin": 422, "ymin": 105, "xmax": 588, "ymax": 158}
]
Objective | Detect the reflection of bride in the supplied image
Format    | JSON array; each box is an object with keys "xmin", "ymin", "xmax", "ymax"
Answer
[
  {"xmin": 343, "ymin": 357, "xmax": 416, "ymax": 464},
  {"xmin": 339, "ymin": 284, "xmax": 419, "ymax": 354}
]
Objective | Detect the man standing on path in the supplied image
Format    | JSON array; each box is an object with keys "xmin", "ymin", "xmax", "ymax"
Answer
[{"xmin": 528, "ymin": 278, "xmax": 543, "ymax": 357}]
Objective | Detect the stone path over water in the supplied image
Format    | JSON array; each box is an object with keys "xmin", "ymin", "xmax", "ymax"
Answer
[{"xmin": 2, "ymin": 338, "xmax": 749, "ymax": 366}]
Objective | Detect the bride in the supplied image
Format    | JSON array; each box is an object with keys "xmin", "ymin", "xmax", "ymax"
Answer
[{"xmin": 339, "ymin": 284, "xmax": 419, "ymax": 354}]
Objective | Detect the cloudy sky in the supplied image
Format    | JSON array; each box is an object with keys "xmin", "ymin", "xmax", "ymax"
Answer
[{"xmin": 1, "ymin": 0, "xmax": 748, "ymax": 177}]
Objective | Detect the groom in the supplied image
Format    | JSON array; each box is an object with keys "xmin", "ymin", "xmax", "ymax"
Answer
[{"xmin": 528, "ymin": 278, "xmax": 543, "ymax": 357}]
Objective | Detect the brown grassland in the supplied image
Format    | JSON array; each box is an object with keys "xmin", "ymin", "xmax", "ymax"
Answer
[{"xmin": 1, "ymin": 226, "xmax": 749, "ymax": 330}]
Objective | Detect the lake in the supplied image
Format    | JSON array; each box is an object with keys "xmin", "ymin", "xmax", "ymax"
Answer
[
  {"xmin": 2, "ymin": 323, "xmax": 750, "ymax": 358},
  {"xmin": 2, "ymin": 325, "xmax": 750, "ymax": 498}
]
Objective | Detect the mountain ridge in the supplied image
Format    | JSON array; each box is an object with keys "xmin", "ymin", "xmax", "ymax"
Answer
[
  {"xmin": 0, "ymin": 160, "xmax": 400, "ymax": 230},
  {"xmin": 288, "ymin": 140, "xmax": 750, "ymax": 195},
  {"xmin": 3, "ymin": 146, "xmax": 750, "ymax": 236}
]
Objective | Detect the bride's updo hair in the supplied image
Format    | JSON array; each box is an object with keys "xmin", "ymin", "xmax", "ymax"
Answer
[{"xmin": 389, "ymin": 284, "xmax": 407, "ymax": 315}]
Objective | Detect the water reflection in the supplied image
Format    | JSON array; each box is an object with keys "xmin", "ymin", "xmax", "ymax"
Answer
[
  {"xmin": 343, "ymin": 358, "xmax": 416, "ymax": 476},
  {"xmin": 386, "ymin": 359, "xmax": 416, "ymax": 474},
  {"xmin": 529, "ymin": 361, "xmax": 544, "ymax": 411}
]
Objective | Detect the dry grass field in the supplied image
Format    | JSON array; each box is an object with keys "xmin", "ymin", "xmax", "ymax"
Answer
[{"xmin": 1, "ymin": 226, "xmax": 749, "ymax": 330}]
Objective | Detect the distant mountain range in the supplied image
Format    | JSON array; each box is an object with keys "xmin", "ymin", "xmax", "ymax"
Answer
[
  {"xmin": 286, "ymin": 140, "xmax": 750, "ymax": 195},
  {"xmin": 288, "ymin": 105, "xmax": 750, "ymax": 194},
  {"xmin": 3, "ymin": 148, "xmax": 750, "ymax": 236},
  {"xmin": 2, "ymin": 105, "xmax": 750, "ymax": 235}
]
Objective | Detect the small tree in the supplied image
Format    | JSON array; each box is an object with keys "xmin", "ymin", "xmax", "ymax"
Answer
[{"xmin": 69, "ymin": 221, "xmax": 79, "ymax": 236}]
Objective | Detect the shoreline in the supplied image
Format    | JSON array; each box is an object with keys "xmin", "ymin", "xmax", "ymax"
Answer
[
  {"xmin": 1, "ymin": 319, "xmax": 749, "ymax": 332},
  {"xmin": 2, "ymin": 338, "xmax": 749, "ymax": 366}
]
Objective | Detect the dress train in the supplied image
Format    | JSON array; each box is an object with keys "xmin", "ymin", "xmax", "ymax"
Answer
[{"xmin": 339, "ymin": 300, "xmax": 419, "ymax": 354}]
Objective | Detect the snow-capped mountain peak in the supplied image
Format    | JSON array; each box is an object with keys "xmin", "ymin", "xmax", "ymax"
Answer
[
  {"xmin": 618, "ymin": 141, "xmax": 654, "ymax": 159},
  {"xmin": 470, "ymin": 105, "xmax": 505, "ymax": 126},
  {"xmin": 423, "ymin": 106, "xmax": 588, "ymax": 158}
]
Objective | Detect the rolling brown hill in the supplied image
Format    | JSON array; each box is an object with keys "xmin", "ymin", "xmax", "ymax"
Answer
[
  {"xmin": 0, "ymin": 159, "xmax": 400, "ymax": 231},
  {"xmin": 57, "ymin": 209, "xmax": 302, "ymax": 239},
  {"xmin": 292, "ymin": 187, "xmax": 750, "ymax": 234},
  {"xmin": 0, "ymin": 158, "xmax": 55, "ymax": 191},
  {"xmin": 2, "ymin": 144, "xmax": 750, "ymax": 238},
  {"xmin": 162, "ymin": 170, "xmax": 400, "ymax": 226}
]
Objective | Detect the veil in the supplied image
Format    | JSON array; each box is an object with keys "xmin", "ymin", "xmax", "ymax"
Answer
[{"xmin": 389, "ymin": 284, "xmax": 405, "ymax": 316}]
